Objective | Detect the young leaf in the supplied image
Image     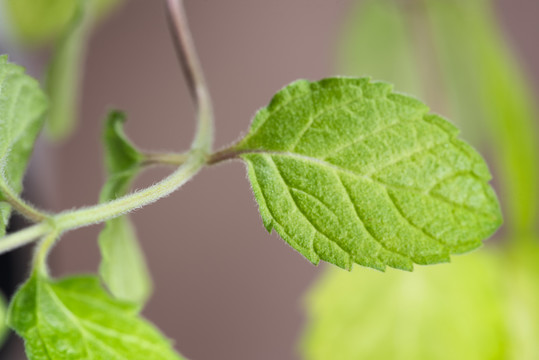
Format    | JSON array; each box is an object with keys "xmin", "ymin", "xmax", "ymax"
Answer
[
  {"xmin": 236, "ymin": 78, "xmax": 502, "ymax": 271},
  {"xmin": 98, "ymin": 111, "xmax": 151, "ymax": 305},
  {"xmin": 0, "ymin": 55, "xmax": 48, "ymax": 237},
  {"xmin": 7, "ymin": 273, "xmax": 185, "ymax": 360}
]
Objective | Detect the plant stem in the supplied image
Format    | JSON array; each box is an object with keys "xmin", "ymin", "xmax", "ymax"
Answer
[
  {"xmin": 165, "ymin": 0, "xmax": 214, "ymax": 152},
  {"xmin": 0, "ymin": 222, "xmax": 52, "ymax": 255},
  {"xmin": 0, "ymin": 176, "xmax": 50, "ymax": 222},
  {"xmin": 53, "ymin": 151, "xmax": 205, "ymax": 231},
  {"xmin": 0, "ymin": 0, "xmax": 214, "ymax": 256},
  {"xmin": 33, "ymin": 230, "xmax": 60, "ymax": 276},
  {"xmin": 142, "ymin": 151, "xmax": 190, "ymax": 166}
]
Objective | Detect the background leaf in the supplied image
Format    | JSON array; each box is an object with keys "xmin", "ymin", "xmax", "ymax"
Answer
[
  {"xmin": 238, "ymin": 77, "xmax": 501, "ymax": 271},
  {"xmin": 98, "ymin": 111, "xmax": 151, "ymax": 305},
  {"xmin": 7, "ymin": 274, "xmax": 185, "ymax": 360},
  {"xmin": 3, "ymin": 0, "xmax": 124, "ymax": 45},
  {"xmin": 425, "ymin": 0, "xmax": 539, "ymax": 236},
  {"xmin": 44, "ymin": 0, "xmax": 91, "ymax": 141},
  {"xmin": 0, "ymin": 55, "xmax": 48, "ymax": 237},
  {"xmin": 0, "ymin": 291, "xmax": 7, "ymax": 348}
]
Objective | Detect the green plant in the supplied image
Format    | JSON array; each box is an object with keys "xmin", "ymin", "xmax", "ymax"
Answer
[{"xmin": 0, "ymin": 0, "xmax": 503, "ymax": 359}]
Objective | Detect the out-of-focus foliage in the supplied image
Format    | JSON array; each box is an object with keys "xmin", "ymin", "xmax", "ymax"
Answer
[
  {"xmin": 0, "ymin": 292, "xmax": 7, "ymax": 347},
  {"xmin": 303, "ymin": 246, "xmax": 539, "ymax": 359},
  {"xmin": 3, "ymin": 0, "xmax": 123, "ymax": 45},
  {"xmin": 303, "ymin": 0, "xmax": 539, "ymax": 358},
  {"xmin": 2, "ymin": 0, "xmax": 126, "ymax": 140}
]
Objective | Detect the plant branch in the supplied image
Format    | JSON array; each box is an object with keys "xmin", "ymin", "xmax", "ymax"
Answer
[
  {"xmin": 142, "ymin": 151, "xmax": 190, "ymax": 166},
  {"xmin": 0, "ymin": 176, "xmax": 50, "ymax": 222},
  {"xmin": 0, "ymin": 222, "xmax": 52, "ymax": 255},
  {"xmin": 165, "ymin": 0, "xmax": 214, "ymax": 152},
  {"xmin": 0, "ymin": 0, "xmax": 215, "ymax": 255}
]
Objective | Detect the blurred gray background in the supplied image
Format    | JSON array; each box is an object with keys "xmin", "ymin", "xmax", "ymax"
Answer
[{"xmin": 1, "ymin": 0, "xmax": 538, "ymax": 359}]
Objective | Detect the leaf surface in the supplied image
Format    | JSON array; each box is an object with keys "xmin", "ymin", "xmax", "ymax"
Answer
[
  {"xmin": 0, "ymin": 55, "xmax": 48, "ymax": 237},
  {"xmin": 7, "ymin": 274, "xmax": 185, "ymax": 360},
  {"xmin": 98, "ymin": 111, "xmax": 151, "ymax": 305},
  {"xmin": 238, "ymin": 78, "xmax": 502, "ymax": 271}
]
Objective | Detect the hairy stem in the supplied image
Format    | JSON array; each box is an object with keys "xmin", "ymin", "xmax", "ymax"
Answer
[
  {"xmin": 142, "ymin": 151, "xmax": 190, "ymax": 166},
  {"xmin": 0, "ymin": 0, "xmax": 214, "ymax": 256},
  {"xmin": 33, "ymin": 231, "xmax": 60, "ymax": 276},
  {"xmin": 0, "ymin": 176, "xmax": 50, "ymax": 222},
  {"xmin": 0, "ymin": 222, "xmax": 52, "ymax": 255}
]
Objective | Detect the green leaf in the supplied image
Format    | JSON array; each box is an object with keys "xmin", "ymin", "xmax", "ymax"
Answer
[
  {"xmin": 302, "ymin": 241, "xmax": 539, "ymax": 359},
  {"xmin": 0, "ymin": 55, "xmax": 48, "ymax": 237},
  {"xmin": 7, "ymin": 273, "xmax": 185, "ymax": 360},
  {"xmin": 338, "ymin": 0, "xmax": 422, "ymax": 97},
  {"xmin": 98, "ymin": 111, "xmax": 151, "ymax": 305},
  {"xmin": 0, "ymin": 291, "xmax": 8, "ymax": 348},
  {"xmin": 237, "ymin": 78, "xmax": 502, "ymax": 271},
  {"xmin": 43, "ymin": 0, "xmax": 90, "ymax": 141},
  {"xmin": 4, "ymin": 0, "xmax": 124, "ymax": 45},
  {"xmin": 425, "ymin": 0, "xmax": 539, "ymax": 237},
  {"xmin": 302, "ymin": 251, "xmax": 508, "ymax": 359}
]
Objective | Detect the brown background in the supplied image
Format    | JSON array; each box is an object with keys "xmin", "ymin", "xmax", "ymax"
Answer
[{"xmin": 3, "ymin": 0, "xmax": 539, "ymax": 359}]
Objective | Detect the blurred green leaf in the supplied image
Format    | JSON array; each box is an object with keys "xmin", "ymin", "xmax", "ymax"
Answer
[
  {"xmin": 44, "ymin": 0, "xmax": 90, "ymax": 141},
  {"xmin": 338, "ymin": 0, "xmax": 422, "ymax": 97},
  {"xmin": 4, "ymin": 0, "xmax": 124, "ymax": 45},
  {"xmin": 303, "ymin": 245, "xmax": 539, "ymax": 359},
  {"xmin": 7, "ymin": 273, "xmax": 184, "ymax": 360},
  {"xmin": 0, "ymin": 55, "xmax": 48, "ymax": 237},
  {"xmin": 0, "ymin": 291, "xmax": 7, "ymax": 348},
  {"xmin": 238, "ymin": 77, "xmax": 501, "ymax": 271},
  {"xmin": 98, "ymin": 111, "xmax": 151, "ymax": 305}
]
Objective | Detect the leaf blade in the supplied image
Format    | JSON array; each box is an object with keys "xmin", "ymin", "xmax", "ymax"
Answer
[
  {"xmin": 7, "ymin": 274, "xmax": 185, "ymax": 360},
  {"xmin": 238, "ymin": 78, "xmax": 502, "ymax": 271},
  {"xmin": 0, "ymin": 55, "xmax": 48, "ymax": 237}
]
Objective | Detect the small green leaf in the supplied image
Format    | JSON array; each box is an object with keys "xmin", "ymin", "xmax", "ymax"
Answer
[
  {"xmin": 7, "ymin": 273, "xmax": 185, "ymax": 360},
  {"xmin": 98, "ymin": 111, "xmax": 151, "ymax": 305},
  {"xmin": 0, "ymin": 291, "xmax": 8, "ymax": 348},
  {"xmin": 237, "ymin": 78, "xmax": 502, "ymax": 271},
  {"xmin": 0, "ymin": 55, "xmax": 48, "ymax": 237}
]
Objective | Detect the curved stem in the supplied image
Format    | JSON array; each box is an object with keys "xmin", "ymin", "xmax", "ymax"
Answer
[
  {"xmin": 0, "ymin": 222, "xmax": 52, "ymax": 255},
  {"xmin": 53, "ymin": 151, "xmax": 205, "ymax": 231},
  {"xmin": 0, "ymin": 0, "xmax": 214, "ymax": 256},
  {"xmin": 33, "ymin": 230, "xmax": 60, "ymax": 276},
  {"xmin": 0, "ymin": 176, "xmax": 50, "ymax": 222},
  {"xmin": 165, "ymin": 0, "xmax": 213, "ymax": 152},
  {"xmin": 142, "ymin": 151, "xmax": 190, "ymax": 166}
]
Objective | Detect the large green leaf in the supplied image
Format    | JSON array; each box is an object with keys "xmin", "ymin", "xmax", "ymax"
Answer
[
  {"xmin": 7, "ymin": 273, "xmax": 185, "ymax": 360},
  {"xmin": 98, "ymin": 111, "xmax": 151, "ymax": 305},
  {"xmin": 237, "ymin": 78, "xmax": 502, "ymax": 271},
  {"xmin": 0, "ymin": 55, "xmax": 48, "ymax": 237}
]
